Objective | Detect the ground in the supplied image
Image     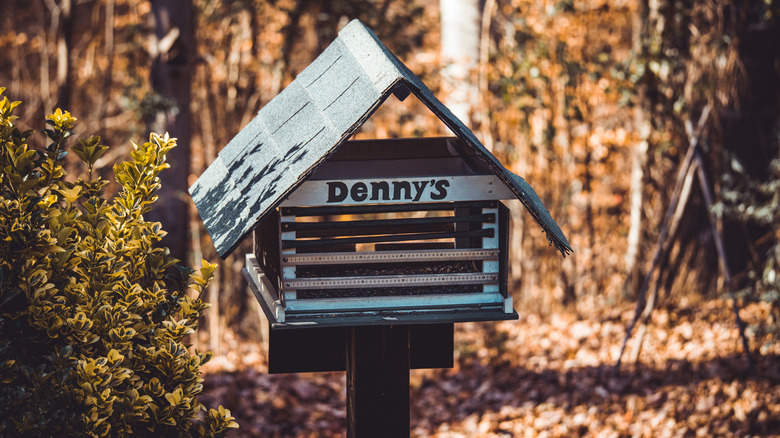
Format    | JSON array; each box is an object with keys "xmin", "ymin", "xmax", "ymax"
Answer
[{"xmin": 199, "ymin": 299, "xmax": 780, "ymax": 437}]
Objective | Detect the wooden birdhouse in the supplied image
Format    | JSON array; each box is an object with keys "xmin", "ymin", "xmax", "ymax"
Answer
[{"xmin": 189, "ymin": 20, "xmax": 570, "ymax": 376}]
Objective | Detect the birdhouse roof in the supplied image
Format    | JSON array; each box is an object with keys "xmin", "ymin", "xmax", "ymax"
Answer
[{"xmin": 189, "ymin": 19, "xmax": 571, "ymax": 259}]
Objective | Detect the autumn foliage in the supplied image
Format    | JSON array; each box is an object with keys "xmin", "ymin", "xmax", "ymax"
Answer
[{"xmin": 1, "ymin": 0, "xmax": 779, "ymax": 435}]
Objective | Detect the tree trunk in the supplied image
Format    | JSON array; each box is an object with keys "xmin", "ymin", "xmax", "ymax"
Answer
[
  {"xmin": 99, "ymin": 0, "xmax": 115, "ymax": 129},
  {"xmin": 440, "ymin": 0, "xmax": 480, "ymax": 125},
  {"xmin": 624, "ymin": 0, "xmax": 651, "ymax": 298},
  {"xmin": 38, "ymin": 1, "xmax": 52, "ymax": 115},
  {"xmin": 720, "ymin": 0, "xmax": 780, "ymax": 278},
  {"xmin": 148, "ymin": 0, "xmax": 194, "ymax": 263},
  {"xmin": 477, "ymin": 0, "xmax": 496, "ymax": 151},
  {"xmin": 55, "ymin": 0, "xmax": 72, "ymax": 111}
]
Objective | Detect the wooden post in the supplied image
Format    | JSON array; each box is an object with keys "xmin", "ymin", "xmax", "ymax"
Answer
[{"xmin": 347, "ymin": 325, "xmax": 410, "ymax": 438}]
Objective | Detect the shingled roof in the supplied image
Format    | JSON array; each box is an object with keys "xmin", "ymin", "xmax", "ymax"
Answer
[{"xmin": 189, "ymin": 19, "xmax": 572, "ymax": 259}]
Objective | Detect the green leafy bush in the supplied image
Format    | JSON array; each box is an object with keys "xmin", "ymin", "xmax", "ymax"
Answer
[{"xmin": 0, "ymin": 89, "xmax": 237, "ymax": 437}]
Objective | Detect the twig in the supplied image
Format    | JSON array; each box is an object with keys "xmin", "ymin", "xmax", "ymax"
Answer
[
  {"xmin": 615, "ymin": 106, "xmax": 711, "ymax": 372},
  {"xmin": 628, "ymin": 160, "xmax": 698, "ymax": 363}
]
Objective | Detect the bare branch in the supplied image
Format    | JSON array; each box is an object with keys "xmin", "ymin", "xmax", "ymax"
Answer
[{"xmin": 615, "ymin": 105, "xmax": 712, "ymax": 372}]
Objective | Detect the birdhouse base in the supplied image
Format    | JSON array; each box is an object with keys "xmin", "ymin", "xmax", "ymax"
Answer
[{"xmin": 243, "ymin": 257, "xmax": 518, "ymax": 330}]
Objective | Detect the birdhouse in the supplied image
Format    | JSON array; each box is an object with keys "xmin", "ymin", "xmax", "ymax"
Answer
[{"xmin": 189, "ymin": 19, "xmax": 570, "ymax": 374}]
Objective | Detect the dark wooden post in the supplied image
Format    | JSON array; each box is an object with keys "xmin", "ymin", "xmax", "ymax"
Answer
[{"xmin": 347, "ymin": 325, "xmax": 410, "ymax": 438}]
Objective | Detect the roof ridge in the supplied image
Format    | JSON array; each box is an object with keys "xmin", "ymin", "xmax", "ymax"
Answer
[{"xmin": 337, "ymin": 19, "xmax": 404, "ymax": 94}]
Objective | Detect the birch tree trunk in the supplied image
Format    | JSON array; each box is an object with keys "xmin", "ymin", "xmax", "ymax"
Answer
[
  {"xmin": 440, "ymin": 0, "xmax": 480, "ymax": 125},
  {"xmin": 624, "ymin": 0, "xmax": 651, "ymax": 297}
]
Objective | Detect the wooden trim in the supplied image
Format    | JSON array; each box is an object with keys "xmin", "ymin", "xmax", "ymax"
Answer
[
  {"xmin": 254, "ymin": 208, "xmax": 282, "ymax": 294},
  {"xmin": 244, "ymin": 255, "xmax": 285, "ymax": 323},
  {"xmin": 285, "ymin": 291, "xmax": 506, "ymax": 313},
  {"xmin": 498, "ymin": 201, "xmax": 510, "ymax": 300},
  {"xmin": 270, "ymin": 309, "xmax": 519, "ymax": 329}
]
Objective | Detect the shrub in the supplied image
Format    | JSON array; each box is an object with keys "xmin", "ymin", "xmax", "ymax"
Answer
[{"xmin": 0, "ymin": 89, "xmax": 237, "ymax": 437}]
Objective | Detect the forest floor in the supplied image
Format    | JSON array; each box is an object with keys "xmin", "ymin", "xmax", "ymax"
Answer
[{"xmin": 199, "ymin": 299, "xmax": 780, "ymax": 437}]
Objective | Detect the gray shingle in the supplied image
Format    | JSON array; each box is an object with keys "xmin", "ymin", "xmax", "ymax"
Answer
[
  {"xmin": 306, "ymin": 57, "xmax": 362, "ymax": 112},
  {"xmin": 323, "ymin": 74, "xmax": 381, "ymax": 133},
  {"xmin": 271, "ymin": 97, "xmax": 328, "ymax": 158},
  {"xmin": 259, "ymin": 81, "xmax": 310, "ymax": 134},
  {"xmin": 218, "ymin": 114, "xmax": 266, "ymax": 165},
  {"xmin": 296, "ymin": 39, "xmax": 348, "ymax": 88},
  {"xmin": 284, "ymin": 124, "xmax": 340, "ymax": 179},
  {"xmin": 202, "ymin": 186, "xmax": 247, "ymax": 254},
  {"xmin": 235, "ymin": 155, "xmax": 288, "ymax": 229},
  {"xmin": 213, "ymin": 153, "xmax": 287, "ymax": 255},
  {"xmin": 225, "ymin": 126, "xmax": 278, "ymax": 189}
]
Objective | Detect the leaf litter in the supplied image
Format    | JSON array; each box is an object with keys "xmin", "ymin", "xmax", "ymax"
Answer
[{"xmin": 199, "ymin": 299, "xmax": 780, "ymax": 437}]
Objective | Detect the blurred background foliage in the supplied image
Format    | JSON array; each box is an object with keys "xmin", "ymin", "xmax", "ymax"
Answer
[{"xmin": 1, "ymin": 0, "xmax": 778, "ymax": 353}]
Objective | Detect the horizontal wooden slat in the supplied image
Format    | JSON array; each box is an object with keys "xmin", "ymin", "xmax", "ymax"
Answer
[
  {"xmin": 375, "ymin": 242, "xmax": 453, "ymax": 251},
  {"xmin": 282, "ymin": 213, "xmax": 494, "ymax": 232},
  {"xmin": 282, "ymin": 228, "xmax": 494, "ymax": 250},
  {"xmin": 283, "ymin": 272, "xmax": 497, "ymax": 290},
  {"xmin": 292, "ymin": 222, "xmax": 454, "ymax": 239},
  {"xmin": 281, "ymin": 200, "xmax": 496, "ymax": 216},
  {"xmin": 297, "ymin": 244, "xmax": 357, "ymax": 254},
  {"xmin": 281, "ymin": 248, "xmax": 499, "ymax": 265}
]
